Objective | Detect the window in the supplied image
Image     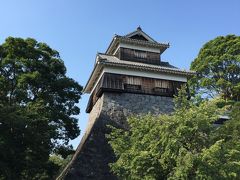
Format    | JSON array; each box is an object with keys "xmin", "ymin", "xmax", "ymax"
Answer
[
  {"xmin": 154, "ymin": 80, "xmax": 172, "ymax": 94},
  {"xmin": 134, "ymin": 50, "xmax": 147, "ymax": 59},
  {"xmin": 125, "ymin": 76, "xmax": 142, "ymax": 91},
  {"xmin": 126, "ymin": 76, "xmax": 141, "ymax": 85},
  {"xmin": 155, "ymin": 80, "xmax": 170, "ymax": 88}
]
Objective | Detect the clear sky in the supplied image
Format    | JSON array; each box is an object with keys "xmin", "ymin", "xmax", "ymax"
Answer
[{"xmin": 1, "ymin": 0, "xmax": 239, "ymax": 149}]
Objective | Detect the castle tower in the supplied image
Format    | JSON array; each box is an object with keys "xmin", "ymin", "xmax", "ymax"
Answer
[{"xmin": 58, "ymin": 27, "xmax": 194, "ymax": 180}]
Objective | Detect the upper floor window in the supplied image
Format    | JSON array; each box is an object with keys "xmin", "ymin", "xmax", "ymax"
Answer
[
  {"xmin": 155, "ymin": 79, "xmax": 171, "ymax": 89},
  {"xmin": 126, "ymin": 76, "xmax": 142, "ymax": 85},
  {"xmin": 134, "ymin": 50, "xmax": 147, "ymax": 59}
]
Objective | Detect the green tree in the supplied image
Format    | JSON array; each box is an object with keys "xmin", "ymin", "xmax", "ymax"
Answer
[
  {"xmin": 0, "ymin": 37, "xmax": 82, "ymax": 179},
  {"xmin": 196, "ymin": 102, "xmax": 240, "ymax": 179},
  {"xmin": 190, "ymin": 35, "xmax": 240, "ymax": 101},
  {"xmin": 49, "ymin": 154, "xmax": 73, "ymax": 175},
  {"xmin": 108, "ymin": 88, "xmax": 240, "ymax": 179}
]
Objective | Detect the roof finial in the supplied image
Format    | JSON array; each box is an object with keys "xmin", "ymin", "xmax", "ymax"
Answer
[{"xmin": 137, "ymin": 26, "xmax": 142, "ymax": 31}]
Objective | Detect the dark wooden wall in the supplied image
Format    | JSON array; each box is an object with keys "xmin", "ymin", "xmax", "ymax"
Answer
[
  {"xmin": 119, "ymin": 47, "xmax": 161, "ymax": 65},
  {"xmin": 86, "ymin": 73, "xmax": 186, "ymax": 113}
]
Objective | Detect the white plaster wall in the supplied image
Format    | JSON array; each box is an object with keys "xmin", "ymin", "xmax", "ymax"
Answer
[
  {"xmin": 113, "ymin": 43, "xmax": 161, "ymax": 55},
  {"xmin": 104, "ymin": 66, "xmax": 188, "ymax": 82}
]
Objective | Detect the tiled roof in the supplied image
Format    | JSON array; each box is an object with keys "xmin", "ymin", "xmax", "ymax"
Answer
[
  {"xmin": 123, "ymin": 27, "xmax": 158, "ymax": 43},
  {"xmin": 117, "ymin": 35, "xmax": 169, "ymax": 47},
  {"xmin": 105, "ymin": 35, "xmax": 169, "ymax": 55},
  {"xmin": 83, "ymin": 54, "xmax": 195, "ymax": 93},
  {"xmin": 97, "ymin": 53, "xmax": 195, "ymax": 76}
]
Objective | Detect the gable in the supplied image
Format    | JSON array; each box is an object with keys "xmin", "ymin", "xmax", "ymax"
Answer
[
  {"xmin": 124, "ymin": 27, "xmax": 157, "ymax": 43},
  {"xmin": 129, "ymin": 34, "xmax": 149, "ymax": 41}
]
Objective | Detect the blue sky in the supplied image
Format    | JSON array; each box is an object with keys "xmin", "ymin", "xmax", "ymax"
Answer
[{"xmin": 1, "ymin": 0, "xmax": 239, "ymax": 149}]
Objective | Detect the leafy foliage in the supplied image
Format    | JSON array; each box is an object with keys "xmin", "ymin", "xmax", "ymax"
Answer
[
  {"xmin": 0, "ymin": 37, "xmax": 82, "ymax": 179},
  {"xmin": 108, "ymin": 88, "xmax": 240, "ymax": 179},
  {"xmin": 190, "ymin": 35, "xmax": 240, "ymax": 101},
  {"xmin": 49, "ymin": 154, "xmax": 73, "ymax": 175}
]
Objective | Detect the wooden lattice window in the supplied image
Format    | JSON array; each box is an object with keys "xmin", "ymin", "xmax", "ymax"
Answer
[
  {"xmin": 126, "ymin": 76, "xmax": 141, "ymax": 85},
  {"xmin": 154, "ymin": 79, "xmax": 172, "ymax": 94},
  {"xmin": 155, "ymin": 79, "xmax": 170, "ymax": 88},
  {"xmin": 125, "ymin": 76, "xmax": 142, "ymax": 91},
  {"xmin": 134, "ymin": 50, "xmax": 147, "ymax": 59}
]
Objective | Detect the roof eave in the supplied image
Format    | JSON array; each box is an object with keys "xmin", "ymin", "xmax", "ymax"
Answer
[
  {"xmin": 124, "ymin": 29, "xmax": 157, "ymax": 43},
  {"xmin": 84, "ymin": 56, "xmax": 196, "ymax": 94},
  {"xmin": 100, "ymin": 60, "xmax": 196, "ymax": 76},
  {"xmin": 83, "ymin": 57, "xmax": 103, "ymax": 93},
  {"xmin": 105, "ymin": 36, "xmax": 118, "ymax": 54},
  {"xmin": 106, "ymin": 36, "xmax": 170, "ymax": 55}
]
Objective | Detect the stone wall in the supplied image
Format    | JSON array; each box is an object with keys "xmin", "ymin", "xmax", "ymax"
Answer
[
  {"xmin": 101, "ymin": 92, "xmax": 174, "ymax": 127},
  {"xmin": 58, "ymin": 92, "xmax": 174, "ymax": 180}
]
